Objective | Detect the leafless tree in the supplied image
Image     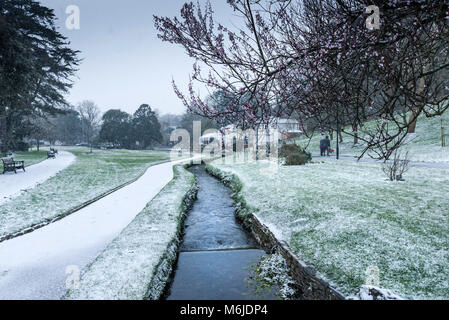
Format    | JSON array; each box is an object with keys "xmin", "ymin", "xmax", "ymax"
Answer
[
  {"xmin": 382, "ymin": 150, "xmax": 410, "ymax": 181},
  {"xmin": 155, "ymin": 0, "xmax": 449, "ymax": 160},
  {"xmin": 78, "ymin": 100, "xmax": 101, "ymax": 153}
]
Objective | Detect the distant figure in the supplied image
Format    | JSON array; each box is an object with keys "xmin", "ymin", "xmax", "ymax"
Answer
[{"xmin": 320, "ymin": 136, "xmax": 331, "ymax": 156}]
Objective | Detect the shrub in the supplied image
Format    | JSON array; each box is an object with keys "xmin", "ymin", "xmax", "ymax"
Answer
[
  {"xmin": 382, "ymin": 150, "xmax": 410, "ymax": 181},
  {"xmin": 279, "ymin": 143, "xmax": 311, "ymax": 165},
  {"xmin": 279, "ymin": 143, "xmax": 300, "ymax": 158},
  {"xmin": 285, "ymin": 152, "xmax": 310, "ymax": 166}
]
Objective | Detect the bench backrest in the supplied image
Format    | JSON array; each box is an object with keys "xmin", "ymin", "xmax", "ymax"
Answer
[{"xmin": 1, "ymin": 158, "xmax": 14, "ymax": 165}]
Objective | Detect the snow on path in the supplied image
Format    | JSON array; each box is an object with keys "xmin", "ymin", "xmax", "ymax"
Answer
[
  {"xmin": 0, "ymin": 151, "xmax": 76, "ymax": 205},
  {"xmin": 0, "ymin": 157, "xmax": 196, "ymax": 300}
]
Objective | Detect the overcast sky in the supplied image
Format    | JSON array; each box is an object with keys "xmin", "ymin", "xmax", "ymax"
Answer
[{"xmin": 39, "ymin": 0, "xmax": 234, "ymax": 116}]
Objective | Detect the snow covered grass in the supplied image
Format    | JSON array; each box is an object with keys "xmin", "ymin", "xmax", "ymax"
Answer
[
  {"xmin": 0, "ymin": 150, "xmax": 47, "ymax": 172},
  {"xmin": 296, "ymin": 111, "xmax": 449, "ymax": 162},
  {"xmin": 0, "ymin": 148, "xmax": 170, "ymax": 240},
  {"xmin": 208, "ymin": 158, "xmax": 449, "ymax": 299},
  {"xmin": 249, "ymin": 253, "xmax": 297, "ymax": 300},
  {"xmin": 65, "ymin": 165, "xmax": 197, "ymax": 300}
]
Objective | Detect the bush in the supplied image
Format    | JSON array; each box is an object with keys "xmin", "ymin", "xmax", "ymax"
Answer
[
  {"xmin": 279, "ymin": 143, "xmax": 311, "ymax": 165},
  {"xmin": 279, "ymin": 143, "xmax": 301, "ymax": 158},
  {"xmin": 285, "ymin": 152, "xmax": 310, "ymax": 166},
  {"xmin": 382, "ymin": 150, "xmax": 410, "ymax": 181}
]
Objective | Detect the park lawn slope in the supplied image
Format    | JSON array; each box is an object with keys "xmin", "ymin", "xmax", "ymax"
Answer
[
  {"xmin": 296, "ymin": 111, "xmax": 449, "ymax": 162},
  {"xmin": 208, "ymin": 158, "xmax": 449, "ymax": 299},
  {"xmin": 0, "ymin": 148, "xmax": 170, "ymax": 240},
  {"xmin": 65, "ymin": 165, "xmax": 197, "ymax": 300}
]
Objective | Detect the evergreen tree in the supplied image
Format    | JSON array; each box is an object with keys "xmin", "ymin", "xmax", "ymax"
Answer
[
  {"xmin": 99, "ymin": 109, "xmax": 133, "ymax": 149},
  {"xmin": 0, "ymin": 0, "xmax": 80, "ymax": 153},
  {"xmin": 132, "ymin": 104, "xmax": 162, "ymax": 149}
]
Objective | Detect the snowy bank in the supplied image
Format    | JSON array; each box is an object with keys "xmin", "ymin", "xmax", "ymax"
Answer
[
  {"xmin": 207, "ymin": 158, "xmax": 449, "ymax": 300},
  {"xmin": 65, "ymin": 165, "xmax": 197, "ymax": 300}
]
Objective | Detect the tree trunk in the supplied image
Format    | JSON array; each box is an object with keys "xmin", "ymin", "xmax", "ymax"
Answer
[
  {"xmin": 255, "ymin": 126, "xmax": 259, "ymax": 161},
  {"xmin": 37, "ymin": 139, "xmax": 40, "ymax": 152},
  {"xmin": 339, "ymin": 129, "xmax": 343, "ymax": 143},
  {"xmin": 0, "ymin": 116, "xmax": 7, "ymax": 156},
  {"xmin": 407, "ymin": 109, "xmax": 419, "ymax": 133},
  {"xmin": 407, "ymin": 75, "xmax": 426, "ymax": 133},
  {"xmin": 353, "ymin": 124, "xmax": 358, "ymax": 145},
  {"xmin": 266, "ymin": 125, "xmax": 270, "ymax": 157},
  {"xmin": 441, "ymin": 116, "xmax": 446, "ymax": 147},
  {"xmin": 221, "ymin": 133, "xmax": 225, "ymax": 158},
  {"xmin": 329, "ymin": 130, "xmax": 334, "ymax": 141}
]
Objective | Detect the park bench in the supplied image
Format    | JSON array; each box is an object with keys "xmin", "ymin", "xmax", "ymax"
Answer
[
  {"xmin": 50, "ymin": 148, "xmax": 58, "ymax": 154},
  {"xmin": 47, "ymin": 151, "xmax": 56, "ymax": 159},
  {"xmin": 1, "ymin": 158, "xmax": 25, "ymax": 174}
]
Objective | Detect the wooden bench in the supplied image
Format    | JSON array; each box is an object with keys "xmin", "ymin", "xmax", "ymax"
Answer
[
  {"xmin": 1, "ymin": 158, "xmax": 25, "ymax": 174},
  {"xmin": 47, "ymin": 151, "xmax": 56, "ymax": 159},
  {"xmin": 50, "ymin": 148, "xmax": 58, "ymax": 154}
]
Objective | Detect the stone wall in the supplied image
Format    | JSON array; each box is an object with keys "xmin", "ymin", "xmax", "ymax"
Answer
[{"xmin": 249, "ymin": 214, "xmax": 346, "ymax": 300}]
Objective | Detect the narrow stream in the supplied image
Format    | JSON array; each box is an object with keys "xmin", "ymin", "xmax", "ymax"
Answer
[{"xmin": 166, "ymin": 165, "xmax": 279, "ymax": 300}]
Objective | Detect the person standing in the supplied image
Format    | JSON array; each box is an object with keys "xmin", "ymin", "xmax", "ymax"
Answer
[
  {"xmin": 324, "ymin": 136, "xmax": 331, "ymax": 156},
  {"xmin": 320, "ymin": 137, "xmax": 326, "ymax": 156}
]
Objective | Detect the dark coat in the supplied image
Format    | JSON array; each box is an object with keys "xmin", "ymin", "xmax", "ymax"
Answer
[
  {"xmin": 320, "ymin": 139, "xmax": 326, "ymax": 148},
  {"xmin": 320, "ymin": 138, "xmax": 331, "ymax": 148}
]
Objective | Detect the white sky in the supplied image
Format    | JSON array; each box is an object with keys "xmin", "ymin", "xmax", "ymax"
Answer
[{"xmin": 39, "ymin": 0, "xmax": 235, "ymax": 115}]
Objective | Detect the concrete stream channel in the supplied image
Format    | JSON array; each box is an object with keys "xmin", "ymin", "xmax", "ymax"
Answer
[{"xmin": 164, "ymin": 165, "xmax": 280, "ymax": 300}]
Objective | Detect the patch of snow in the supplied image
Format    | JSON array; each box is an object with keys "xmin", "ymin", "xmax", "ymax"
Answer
[
  {"xmin": 251, "ymin": 253, "xmax": 297, "ymax": 300},
  {"xmin": 350, "ymin": 285, "xmax": 404, "ymax": 300}
]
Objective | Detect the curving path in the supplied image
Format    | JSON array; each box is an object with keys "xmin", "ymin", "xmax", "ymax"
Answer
[
  {"xmin": 0, "ymin": 157, "xmax": 196, "ymax": 300},
  {"xmin": 0, "ymin": 151, "xmax": 76, "ymax": 205}
]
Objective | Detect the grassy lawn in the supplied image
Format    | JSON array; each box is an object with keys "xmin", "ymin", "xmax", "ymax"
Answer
[
  {"xmin": 65, "ymin": 165, "xmax": 196, "ymax": 300},
  {"xmin": 1, "ymin": 150, "xmax": 47, "ymax": 172},
  {"xmin": 208, "ymin": 157, "xmax": 449, "ymax": 299},
  {"xmin": 0, "ymin": 148, "xmax": 170, "ymax": 239},
  {"xmin": 296, "ymin": 111, "xmax": 449, "ymax": 162}
]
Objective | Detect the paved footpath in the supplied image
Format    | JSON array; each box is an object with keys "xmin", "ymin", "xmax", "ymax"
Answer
[
  {"xmin": 0, "ymin": 151, "xmax": 76, "ymax": 205},
  {"xmin": 0, "ymin": 157, "xmax": 195, "ymax": 300}
]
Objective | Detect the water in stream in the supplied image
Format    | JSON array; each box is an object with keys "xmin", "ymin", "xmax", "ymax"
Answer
[{"xmin": 166, "ymin": 166, "xmax": 279, "ymax": 300}]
